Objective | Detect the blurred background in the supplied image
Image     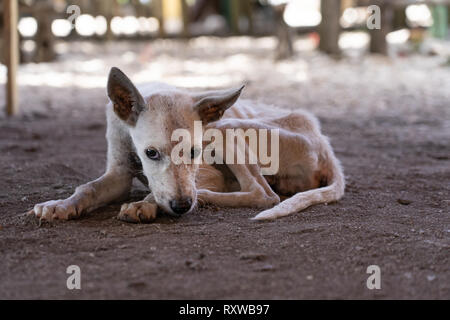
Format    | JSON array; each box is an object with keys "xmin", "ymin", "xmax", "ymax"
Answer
[{"xmin": 1, "ymin": 0, "xmax": 449, "ymax": 116}]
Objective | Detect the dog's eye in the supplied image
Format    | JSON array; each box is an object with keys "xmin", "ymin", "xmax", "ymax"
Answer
[
  {"xmin": 191, "ymin": 147, "xmax": 201, "ymax": 159},
  {"xmin": 145, "ymin": 148, "xmax": 161, "ymax": 160}
]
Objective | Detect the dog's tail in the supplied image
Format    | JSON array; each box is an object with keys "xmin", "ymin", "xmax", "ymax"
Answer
[{"xmin": 252, "ymin": 149, "xmax": 345, "ymax": 220}]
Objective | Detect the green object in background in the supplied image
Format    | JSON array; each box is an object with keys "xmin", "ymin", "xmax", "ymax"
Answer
[
  {"xmin": 430, "ymin": 5, "xmax": 448, "ymax": 39},
  {"xmin": 221, "ymin": 0, "xmax": 240, "ymax": 34},
  {"xmin": 221, "ymin": 0, "xmax": 231, "ymax": 23}
]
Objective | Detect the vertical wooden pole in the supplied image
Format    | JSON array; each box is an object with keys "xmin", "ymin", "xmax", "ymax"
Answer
[
  {"xmin": 102, "ymin": 0, "xmax": 117, "ymax": 41},
  {"xmin": 369, "ymin": 1, "xmax": 393, "ymax": 55},
  {"xmin": 180, "ymin": 0, "xmax": 190, "ymax": 37},
  {"xmin": 274, "ymin": 4, "xmax": 293, "ymax": 60},
  {"xmin": 243, "ymin": 0, "xmax": 253, "ymax": 34},
  {"xmin": 4, "ymin": 0, "xmax": 19, "ymax": 115},
  {"xmin": 154, "ymin": 0, "xmax": 165, "ymax": 37},
  {"xmin": 35, "ymin": 1, "xmax": 55, "ymax": 63},
  {"xmin": 319, "ymin": 0, "xmax": 341, "ymax": 55},
  {"xmin": 230, "ymin": 0, "xmax": 240, "ymax": 34}
]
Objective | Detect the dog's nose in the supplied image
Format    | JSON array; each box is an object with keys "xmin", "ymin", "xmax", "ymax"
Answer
[{"xmin": 169, "ymin": 197, "xmax": 192, "ymax": 215}]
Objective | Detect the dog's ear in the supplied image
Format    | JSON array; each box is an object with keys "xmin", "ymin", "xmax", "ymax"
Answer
[
  {"xmin": 193, "ymin": 85, "xmax": 244, "ymax": 124},
  {"xmin": 107, "ymin": 67, "xmax": 145, "ymax": 126}
]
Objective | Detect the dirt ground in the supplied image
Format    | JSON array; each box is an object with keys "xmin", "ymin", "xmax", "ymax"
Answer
[{"xmin": 0, "ymin": 37, "xmax": 449, "ymax": 299}]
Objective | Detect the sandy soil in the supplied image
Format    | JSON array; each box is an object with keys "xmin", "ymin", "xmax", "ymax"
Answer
[{"xmin": 0, "ymin": 37, "xmax": 449, "ymax": 299}]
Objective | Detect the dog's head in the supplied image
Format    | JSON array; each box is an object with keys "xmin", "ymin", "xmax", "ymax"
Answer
[{"xmin": 107, "ymin": 67, "xmax": 243, "ymax": 217}]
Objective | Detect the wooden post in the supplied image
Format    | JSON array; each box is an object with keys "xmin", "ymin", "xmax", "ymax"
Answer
[
  {"xmin": 319, "ymin": 0, "xmax": 341, "ymax": 55},
  {"xmin": 274, "ymin": 4, "xmax": 293, "ymax": 60},
  {"xmin": 369, "ymin": 1, "xmax": 393, "ymax": 55},
  {"xmin": 35, "ymin": 0, "xmax": 56, "ymax": 62},
  {"xmin": 102, "ymin": 0, "xmax": 114, "ymax": 41},
  {"xmin": 393, "ymin": 5, "xmax": 407, "ymax": 30},
  {"xmin": 230, "ymin": 0, "xmax": 240, "ymax": 34},
  {"xmin": 242, "ymin": 0, "xmax": 253, "ymax": 34},
  {"xmin": 180, "ymin": 0, "xmax": 190, "ymax": 37},
  {"xmin": 4, "ymin": 0, "xmax": 19, "ymax": 116},
  {"xmin": 153, "ymin": 0, "xmax": 165, "ymax": 37}
]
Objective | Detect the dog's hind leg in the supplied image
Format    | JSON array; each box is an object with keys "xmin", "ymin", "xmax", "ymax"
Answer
[
  {"xmin": 196, "ymin": 164, "xmax": 227, "ymax": 192},
  {"xmin": 197, "ymin": 163, "xmax": 280, "ymax": 208}
]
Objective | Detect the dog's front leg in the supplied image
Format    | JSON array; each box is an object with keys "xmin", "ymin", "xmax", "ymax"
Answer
[
  {"xmin": 117, "ymin": 193, "xmax": 158, "ymax": 223},
  {"xmin": 30, "ymin": 169, "xmax": 132, "ymax": 221}
]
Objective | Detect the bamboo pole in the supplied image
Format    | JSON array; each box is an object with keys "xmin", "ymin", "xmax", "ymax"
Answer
[{"xmin": 3, "ymin": 0, "xmax": 19, "ymax": 115}]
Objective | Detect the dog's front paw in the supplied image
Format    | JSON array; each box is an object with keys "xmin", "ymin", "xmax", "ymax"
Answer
[
  {"xmin": 118, "ymin": 201, "xmax": 157, "ymax": 223},
  {"xmin": 29, "ymin": 199, "xmax": 79, "ymax": 221}
]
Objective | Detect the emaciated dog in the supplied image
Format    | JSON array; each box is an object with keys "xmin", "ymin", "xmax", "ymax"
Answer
[{"xmin": 30, "ymin": 67, "xmax": 344, "ymax": 222}]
